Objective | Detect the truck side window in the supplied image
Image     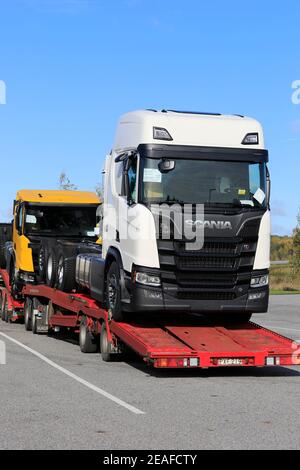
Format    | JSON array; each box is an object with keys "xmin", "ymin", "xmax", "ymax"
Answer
[
  {"xmin": 127, "ymin": 158, "xmax": 137, "ymax": 201},
  {"xmin": 16, "ymin": 205, "xmax": 24, "ymax": 235}
]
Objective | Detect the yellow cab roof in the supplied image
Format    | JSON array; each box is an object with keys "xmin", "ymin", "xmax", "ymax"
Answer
[{"xmin": 16, "ymin": 190, "xmax": 100, "ymax": 205}]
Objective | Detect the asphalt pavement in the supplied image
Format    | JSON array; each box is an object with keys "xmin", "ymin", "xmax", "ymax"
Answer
[{"xmin": 0, "ymin": 295, "xmax": 300, "ymax": 450}]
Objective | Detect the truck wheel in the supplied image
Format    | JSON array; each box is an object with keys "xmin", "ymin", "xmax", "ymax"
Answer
[
  {"xmin": 56, "ymin": 251, "xmax": 77, "ymax": 292},
  {"xmin": 46, "ymin": 249, "xmax": 58, "ymax": 287},
  {"xmin": 100, "ymin": 324, "xmax": 113, "ymax": 362},
  {"xmin": 106, "ymin": 262, "xmax": 124, "ymax": 322},
  {"xmin": 79, "ymin": 317, "xmax": 97, "ymax": 353},
  {"xmin": 24, "ymin": 298, "xmax": 33, "ymax": 331},
  {"xmin": 0, "ymin": 246, "xmax": 6, "ymax": 269}
]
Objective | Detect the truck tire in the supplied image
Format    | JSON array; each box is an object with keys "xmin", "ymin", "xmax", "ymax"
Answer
[
  {"xmin": 79, "ymin": 317, "xmax": 97, "ymax": 353},
  {"xmin": 56, "ymin": 250, "xmax": 77, "ymax": 292},
  {"xmin": 46, "ymin": 249, "xmax": 58, "ymax": 287},
  {"xmin": 24, "ymin": 298, "xmax": 33, "ymax": 331},
  {"xmin": 0, "ymin": 246, "xmax": 6, "ymax": 269},
  {"xmin": 100, "ymin": 323, "xmax": 114, "ymax": 362},
  {"xmin": 106, "ymin": 261, "xmax": 124, "ymax": 322}
]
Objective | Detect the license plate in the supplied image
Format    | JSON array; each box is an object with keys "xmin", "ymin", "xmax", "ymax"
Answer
[{"xmin": 218, "ymin": 358, "xmax": 243, "ymax": 366}]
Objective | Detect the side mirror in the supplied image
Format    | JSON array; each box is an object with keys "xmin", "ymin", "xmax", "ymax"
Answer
[
  {"xmin": 266, "ymin": 167, "xmax": 271, "ymax": 209},
  {"xmin": 115, "ymin": 150, "xmax": 136, "ymax": 163},
  {"xmin": 158, "ymin": 159, "xmax": 176, "ymax": 173},
  {"xmin": 115, "ymin": 153, "xmax": 127, "ymax": 163}
]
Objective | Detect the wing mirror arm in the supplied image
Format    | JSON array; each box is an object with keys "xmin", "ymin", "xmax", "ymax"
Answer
[{"xmin": 266, "ymin": 167, "xmax": 271, "ymax": 210}]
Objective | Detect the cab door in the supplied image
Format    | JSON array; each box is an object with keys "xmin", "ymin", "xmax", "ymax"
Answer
[{"xmin": 13, "ymin": 203, "xmax": 34, "ymax": 273}]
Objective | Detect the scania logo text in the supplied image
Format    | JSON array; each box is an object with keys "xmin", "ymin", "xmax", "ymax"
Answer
[{"xmin": 185, "ymin": 220, "xmax": 232, "ymax": 230}]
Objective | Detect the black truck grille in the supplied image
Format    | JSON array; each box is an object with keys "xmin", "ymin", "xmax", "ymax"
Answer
[
  {"xmin": 177, "ymin": 291, "xmax": 236, "ymax": 301},
  {"xmin": 157, "ymin": 235, "xmax": 258, "ymax": 301},
  {"xmin": 177, "ymin": 256, "xmax": 236, "ymax": 270},
  {"xmin": 176, "ymin": 272, "xmax": 237, "ymax": 289},
  {"xmin": 176, "ymin": 240, "xmax": 238, "ymax": 255}
]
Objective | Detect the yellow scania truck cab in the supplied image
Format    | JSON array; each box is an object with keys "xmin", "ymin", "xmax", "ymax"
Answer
[{"xmin": 7, "ymin": 190, "xmax": 100, "ymax": 291}]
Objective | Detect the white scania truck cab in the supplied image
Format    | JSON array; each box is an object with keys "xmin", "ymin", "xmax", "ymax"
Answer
[{"xmin": 77, "ymin": 110, "xmax": 271, "ymax": 323}]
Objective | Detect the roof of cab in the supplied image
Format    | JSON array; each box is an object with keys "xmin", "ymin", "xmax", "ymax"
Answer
[
  {"xmin": 16, "ymin": 190, "xmax": 100, "ymax": 204},
  {"xmin": 113, "ymin": 109, "xmax": 265, "ymax": 151}
]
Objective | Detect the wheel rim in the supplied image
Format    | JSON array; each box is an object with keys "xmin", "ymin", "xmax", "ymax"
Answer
[
  {"xmin": 108, "ymin": 274, "xmax": 117, "ymax": 309},
  {"xmin": 57, "ymin": 257, "xmax": 64, "ymax": 286},
  {"xmin": 47, "ymin": 255, "xmax": 53, "ymax": 281}
]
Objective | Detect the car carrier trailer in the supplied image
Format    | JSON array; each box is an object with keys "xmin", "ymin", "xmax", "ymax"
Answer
[{"xmin": 0, "ymin": 269, "xmax": 298, "ymax": 369}]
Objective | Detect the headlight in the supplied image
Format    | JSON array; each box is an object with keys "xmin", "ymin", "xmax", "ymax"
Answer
[
  {"xmin": 19, "ymin": 272, "xmax": 35, "ymax": 283},
  {"xmin": 251, "ymin": 275, "xmax": 269, "ymax": 288},
  {"xmin": 134, "ymin": 271, "xmax": 161, "ymax": 287}
]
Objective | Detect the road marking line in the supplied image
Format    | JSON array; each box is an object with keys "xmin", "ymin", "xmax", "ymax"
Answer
[{"xmin": 0, "ymin": 331, "xmax": 145, "ymax": 415}]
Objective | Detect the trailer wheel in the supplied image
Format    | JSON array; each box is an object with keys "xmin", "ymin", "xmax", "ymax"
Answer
[
  {"xmin": 79, "ymin": 317, "xmax": 97, "ymax": 353},
  {"xmin": 106, "ymin": 262, "xmax": 124, "ymax": 322},
  {"xmin": 24, "ymin": 298, "xmax": 33, "ymax": 331},
  {"xmin": 46, "ymin": 249, "xmax": 58, "ymax": 287},
  {"xmin": 32, "ymin": 310, "xmax": 37, "ymax": 334},
  {"xmin": 0, "ymin": 291, "xmax": 4, "ymax": 321},
  {"xmin": 3, "ymin": 298, "xmax": 9, "ymax": 323},
  {"xmin": 100, "ymin": 324, "xmax": 114, "ymax": 362}
]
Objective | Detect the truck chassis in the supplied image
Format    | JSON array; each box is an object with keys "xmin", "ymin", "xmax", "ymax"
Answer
[{"xmin": 0, "ymin": 269, "xmax": 298, "ymax": 369}]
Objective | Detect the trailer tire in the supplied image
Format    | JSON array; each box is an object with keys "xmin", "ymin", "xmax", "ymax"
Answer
[
  {"xmin": 106, "ymin": 261, "xmax": 124, "ymax": 322},
  {"xmin": 0, "ymin": 291, "xmax": 4, "ymax": 321},
  {"xmin": 3, "ymin": 298, "xmax": 9, "ymax": 323},
  {"xmin": 46, "ymin": 249, "xmax": 58, "ymax": 288},
  {"xmin": 56, "ymin": 251, "xmax": 77, "ymax": 293},
  {"xmin": 32, "ymin": 310, "xmax": 37, "ymax": 334},
  {"xmin": 79, "ymin": 317, "xmax": 97, "ymax": 353},
  {"xmin": 100, "ymin": 324, "xmax": 114, "ymax": 362},
  {"xmin": 24, "ymin": 298, "xmax": 33, "ymax": 332}
]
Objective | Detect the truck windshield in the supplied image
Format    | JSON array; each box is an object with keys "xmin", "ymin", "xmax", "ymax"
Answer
[
  {"xmin": 24, "ymin": 205, "xmax": 98, "ymax": 237},
  {"xmin": 141, "ymin": 158, "xmax": 267, "ymax": 208}
]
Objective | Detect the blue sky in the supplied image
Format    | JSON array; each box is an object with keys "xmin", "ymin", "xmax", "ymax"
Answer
[{"xmin": 0, "ymin": 0, "xmax": 299, "ymax": 234}]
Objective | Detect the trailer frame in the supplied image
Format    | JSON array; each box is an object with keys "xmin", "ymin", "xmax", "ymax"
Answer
[{"xmin": 0, "ymin": 269, "xmax": 299, "ymax": 369}]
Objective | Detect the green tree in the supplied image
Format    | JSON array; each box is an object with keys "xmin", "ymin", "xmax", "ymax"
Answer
[
  {"xmin": 292, "ymin": 210, "xmax": 300, "ymax": 270},
  {"xmin": 59, "ymin": 172, "xmax": 78, "ymax": 191},
  {"xmin": 95, "ymin": 182, "xmax": 102, "ymax": 200}
]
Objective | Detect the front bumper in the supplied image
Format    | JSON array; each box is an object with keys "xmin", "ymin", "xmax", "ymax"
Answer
[{"xmin": 124, "ymin": 281, "xmax": 269, "ymax": 315}]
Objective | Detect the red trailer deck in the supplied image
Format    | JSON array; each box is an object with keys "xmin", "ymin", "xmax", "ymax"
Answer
[{"xmin": 0, "ymin": 269, "xmax": 299, "ymax": 369}]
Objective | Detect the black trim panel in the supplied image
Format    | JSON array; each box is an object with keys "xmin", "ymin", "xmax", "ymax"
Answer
[{"xmin": 138, "ymin": 144, "xmax": 269, "ymax": 163}]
